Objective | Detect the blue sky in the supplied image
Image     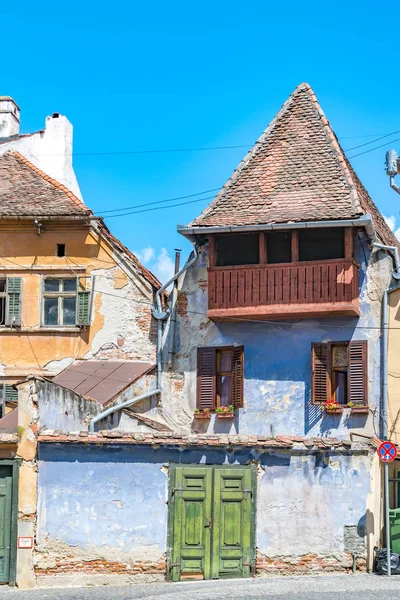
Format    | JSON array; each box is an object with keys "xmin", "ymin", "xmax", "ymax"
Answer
[{"xmin": 2, "ymin": 1, "xmax": 400, "ymax": 282}]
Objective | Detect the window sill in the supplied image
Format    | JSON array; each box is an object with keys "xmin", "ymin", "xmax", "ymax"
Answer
[{"xmin": 0, "ymin": 326, "xmax": 84, "ymax": 333}]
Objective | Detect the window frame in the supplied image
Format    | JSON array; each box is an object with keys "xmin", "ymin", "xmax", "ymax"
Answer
[
  {"xmin": 311, "ymin": 340, "xmax": 368, "ymax": 407},
  {"xmin": 0, "ymin": 383, "xmax": 18, "ymax": 419},
  {"xmin": 41, "ymin": 276, "xmax": 78, "ymax": 327},
  {"xmin": 197, "ymin": 345, "xmax": 244, "ymax": 411},
  {"xmin": 0, "ymin": 278, "xmax": 7, "ymax": 326}
]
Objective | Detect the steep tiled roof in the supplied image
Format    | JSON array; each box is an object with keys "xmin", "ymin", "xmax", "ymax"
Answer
[
  {"xmin": 38, "ymin": 430, "xmax": 373, "ymax": 451},
  {"xmin": 190, "ymin": 83, "xmax": 398, "ymax": 247},
  {"xmin": 0, "ymin": 151, "xmax": 90, "ymax": 216}
]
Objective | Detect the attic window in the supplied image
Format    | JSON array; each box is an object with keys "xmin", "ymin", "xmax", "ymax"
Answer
[{"xmin": 57, "ymin": 244, "xmax": 66, "ymax": 258}]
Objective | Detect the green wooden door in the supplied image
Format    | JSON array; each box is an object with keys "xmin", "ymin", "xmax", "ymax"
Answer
[
  {"xmin": 169, "ymin": 465, "xmax": 255, "ymax": 581},
  {"xmin": 212, "ymin": 467, "xmax": 254, "ymax": 579},
  {"xmin": 170, "ymin": 467, "xmax": 213, "ymax": 581},
  {"xmin": 0, "ymin": 466, "xmax": 13, "ymax": 583}
]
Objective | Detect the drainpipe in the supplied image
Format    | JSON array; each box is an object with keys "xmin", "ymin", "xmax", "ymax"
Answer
[
  {"xmin": 152, "ymin": 243, "xmax": 199, "ymax": 389},
  {"xmin": 167, "ymin": 249, "xmax": 181, "ymax": 368},
  {"xmin": 88, "ymin": 388, "xmax": 161, "ymax": 432}
]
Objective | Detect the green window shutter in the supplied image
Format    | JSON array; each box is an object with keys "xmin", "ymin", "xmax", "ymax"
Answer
[
  {"xmin": 6, "ymin": 277, "xmax": 22, "ymax": 326},
  {"xmin": 77, "ymin": 291, "xmax": 91, "ymax": 326},
  {"xmin": 4, "ymin": 385, "xmax": 18, "ymax": 404}
]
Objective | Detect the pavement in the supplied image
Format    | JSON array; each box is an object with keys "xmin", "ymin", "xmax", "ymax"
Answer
[{"xmin": 0, "ymin": 574, "xmax": 400, "ymax": 599}]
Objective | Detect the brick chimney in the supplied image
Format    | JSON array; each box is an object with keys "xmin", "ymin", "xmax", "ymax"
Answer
[{"xmin": 0, "ymin": 97, "xmax": 20, "ymax": 138}]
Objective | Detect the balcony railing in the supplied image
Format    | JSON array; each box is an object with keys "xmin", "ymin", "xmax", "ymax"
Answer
[{"xmin": 207, "ymin": 259, "xmax": 359, "ymax": 320}]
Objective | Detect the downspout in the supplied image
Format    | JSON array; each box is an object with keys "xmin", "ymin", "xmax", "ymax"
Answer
[
  {"xmin": 88, "ymin": 389, "xmax": 161, "ymax": 432},
  {"xmin": 167, "ymin": 249, "xmax": 181, "ymax": 368},
  {"xmin": 152, "ymin": 243, "xmax": 199, "ymax": 389},
  {"xmin": 372, "ymin": 243, "xmax": 400, "ymax": 439}
]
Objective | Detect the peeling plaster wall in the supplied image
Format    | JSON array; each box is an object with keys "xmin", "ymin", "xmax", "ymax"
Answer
[
  {"xmin": 37, "ymin": 380, "xmax": 102, "ymax": 431},
  {"xmin": 36, "ymin": 444, "xmax": 377, "ymax": 575},
  {"xmin": 163, "ymin": 233, "xmax": 390, "ymax": 437},
  {"xmin": 0, "ymin": 224, "xmax": 156, "ymax": 379}
]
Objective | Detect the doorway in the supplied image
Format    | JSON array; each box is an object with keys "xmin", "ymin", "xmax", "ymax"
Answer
[{"xmin": 168, "ymin": 465, "xmax": 256, "ymax": 581}]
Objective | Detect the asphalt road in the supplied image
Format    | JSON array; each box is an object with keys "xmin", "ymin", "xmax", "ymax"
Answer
[{"xmin": 1, "ymin": 574, "xmax": 400, "ymax": 599}]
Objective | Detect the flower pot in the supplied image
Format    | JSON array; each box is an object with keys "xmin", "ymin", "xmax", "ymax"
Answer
[
  {"xmin": 216, "ymin": 412, "xmax": 234, "ymax": 419},
  {"xmin": 325, "ymin": 408, "xmax": 343, "ymax": 415},
  {"xmin": 194, "ymin": 413, "xmax": 211, "ymax": 420},
  {"xmin": 350, "ymin": 406, "xmax": 369, "ymax": 414}
]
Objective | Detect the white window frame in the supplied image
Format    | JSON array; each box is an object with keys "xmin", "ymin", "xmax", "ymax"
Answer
[
  {"xmin": 0, "ymin": 278, "xmax": 6, "ymax": 326},
  {"xmin": 42, "ymin": 277, "xmax": 78, "ymax": 327}
]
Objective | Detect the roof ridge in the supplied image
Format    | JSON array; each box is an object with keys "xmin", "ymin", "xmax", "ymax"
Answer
[{"xmin": 10, "ymin": 151, "xmax": 90, "ymax": 213}]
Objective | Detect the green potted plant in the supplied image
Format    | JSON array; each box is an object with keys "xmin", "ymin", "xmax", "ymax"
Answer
[
  {"xmin": 193, "ymin": 408, "xmax": 211, "ymax": 419},
  {"xmin": 216, "ymin": 405, "xmax": 235, "ymax": 418},
  {"xmin": 322, "ymin": 399, "xmax": 343, "ymax": 415}
]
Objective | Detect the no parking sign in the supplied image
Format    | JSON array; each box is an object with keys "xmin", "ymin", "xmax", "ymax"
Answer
[{"xmin": 378, "ymin": 441, "xmax": 398, "ymax": 463}]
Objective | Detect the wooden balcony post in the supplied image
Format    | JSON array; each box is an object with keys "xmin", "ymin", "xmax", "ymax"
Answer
[
  {"xmin": 259, "ymin": 233, "xmax": 267, "ymax": 264},
  {"xmin": 208, "ymin": 236, "xmax": 216, "ymax": 267},
  {"xmin": 291, "ymin": 231, "xmax": 299, "ymax": 262},
  {"xmin": 344, "ymin": 228, "xmax": 353, "ymax": 260}
]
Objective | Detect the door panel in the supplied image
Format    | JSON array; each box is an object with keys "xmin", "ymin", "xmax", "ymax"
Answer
[
  {"xmin": 212, "ymin": 468, "xmax": 254, "ymax": 579},
  {"xmin": 0, "ymin": 467, "xmax": 12, "ymax": 583},
  {"xmin": 170, "ymin": 465, "xmax": 255, "ymax": 582},
  {"xmin": 171, "ymin": 467, "xmax": 212, "ymax": 581}
]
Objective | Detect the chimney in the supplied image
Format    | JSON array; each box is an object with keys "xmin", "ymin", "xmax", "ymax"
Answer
[{"xmin": 0, "ymin": 97, "xmax": 20, "ymax": 138}]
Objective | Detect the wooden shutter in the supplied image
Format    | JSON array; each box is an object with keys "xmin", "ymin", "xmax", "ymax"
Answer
[
  {"xmin": 6, "ymin": 277, "xmax": 22, "ymax": 326},
  {"xmin": 232, "ymin": 346, "xmax": 244, "ymax": 408},
  {"xmin": 77, "ymin": 291, "xmax": 91, "ymax": 326},
  {"xmin": 197, "ymin": 347, "xmax": 216, "ymax": 410},
  {"xmin": 4, "ymin": 385, "xmax": 18, "ymax": 404},
  {"xmin": 311, "ymin": 342, "xmax": 329, "ymax": 402},
  {"xmin": 348, "ymin": 340, "xmax": 368, "ymax": 406}
]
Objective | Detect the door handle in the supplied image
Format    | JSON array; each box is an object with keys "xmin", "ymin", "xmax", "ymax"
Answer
[{"xmin": 204, "ymin": 516, "xmax": 212, "ymax": 528}]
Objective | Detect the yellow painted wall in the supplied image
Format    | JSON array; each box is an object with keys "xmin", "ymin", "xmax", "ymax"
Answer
[
  {"xmin": 388, "ymin": 288, "xmax": 400, "ymax": 443},
  {"xmin": 0, "ymin": 220, "xmax": 156, "ymax": 379}
]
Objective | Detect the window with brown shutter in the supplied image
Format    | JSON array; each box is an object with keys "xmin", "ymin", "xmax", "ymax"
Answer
[
  {"xmin": 197, "ymin": 346, "xmax": 244, "ymax": 410},
  {"xmin": 311, "ymin": 341, "xmax": 368, "ymax": 406}
]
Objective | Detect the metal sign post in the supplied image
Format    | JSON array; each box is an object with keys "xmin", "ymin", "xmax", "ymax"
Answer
[{"xmin": 378, "ymin": 441, "xmax": 398, "ymax": 577}]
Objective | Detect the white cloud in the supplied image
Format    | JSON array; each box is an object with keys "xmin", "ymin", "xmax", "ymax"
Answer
[
  {"xmin": 383, "ymin": 215, "xmax": 400, "ymax": 240},
  {"xmin": 153, "ymin": 248, "xmax": 175, "ymax": 284},
  {"xmin": 384, "ymin": 215, "xmax": 396, "ymax": 231},
  {"xmin": 134, "ymin": 246, "xmax": 175, "ymax": 284},
  {"xmin": 134, "ymin": 246, "xmax": 155, "ymax": 265}
]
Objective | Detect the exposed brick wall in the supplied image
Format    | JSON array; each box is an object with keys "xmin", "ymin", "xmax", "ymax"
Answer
[
  {"xmin": 35, "ymin": 559, "xmax": 166, "ymax": 577},
  {"xmin": 256, "ymin": 552, "xmax": 366, "ymax": 575}
]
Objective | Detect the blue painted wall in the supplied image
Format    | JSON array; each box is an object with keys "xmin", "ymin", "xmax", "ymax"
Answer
[
  {"xmin": 167, "ymin": 232, "xmax": 389, "ymax": 438},
  {"xmin": 37, "ymin": 443, "xmax": 373, "ymax": 561}
]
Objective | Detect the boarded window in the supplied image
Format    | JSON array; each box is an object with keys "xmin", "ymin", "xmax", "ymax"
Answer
[
  {"xmin": 266, "ymin": 231, "xmax": 292, "ymax": 264},
  {"xmin": 311, "ymin": 341, "xmax": 368, "ymax": 406},
  {"xmin": 197, "ymin": 346, "xmax": 244, "ymax": 410},
  {"xmin": 215, "ymin": 234, "xmax": 259, "ymax": 267},
  {"xmin": 299, "ymin": 229, "xmax": 344, "ymax": 262}
]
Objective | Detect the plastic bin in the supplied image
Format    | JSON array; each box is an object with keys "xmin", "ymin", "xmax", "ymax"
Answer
[{"xmin": 389, "ymin": 508, "xmax": 400, "ymax": 555}]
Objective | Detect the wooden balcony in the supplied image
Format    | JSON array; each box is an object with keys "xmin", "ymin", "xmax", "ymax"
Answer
[{"xmin": 207, "ymin": 259, "xmax": 359, "ymax": 321}]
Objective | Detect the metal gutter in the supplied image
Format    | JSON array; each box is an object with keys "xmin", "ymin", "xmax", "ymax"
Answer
[
  {"xmin": 88, "ymin": 389, "xmax": 161, "ymax": 432},
  {"xmin": 178, "ymin": 214, "xmax": 376, "ymax": 240}
]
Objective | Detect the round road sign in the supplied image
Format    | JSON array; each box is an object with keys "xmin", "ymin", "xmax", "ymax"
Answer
[{"xmin": 378, "ymin": 441, "xmax": 398, "ymax": 463}]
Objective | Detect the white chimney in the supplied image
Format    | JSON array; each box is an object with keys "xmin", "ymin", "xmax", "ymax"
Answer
[{"xmin": 0, "ymin": 97, "xmax": 20, "ymax": 138}]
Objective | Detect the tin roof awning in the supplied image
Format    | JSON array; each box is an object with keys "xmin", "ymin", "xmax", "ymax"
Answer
[{"xmin": 52, "ymin": 360, "xmax": 155, "ymax": 406}]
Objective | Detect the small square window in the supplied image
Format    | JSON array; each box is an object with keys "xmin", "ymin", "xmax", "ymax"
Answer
[{"xmin": 57, "ymin": 244, "xmax": 66, "ymax": 258}]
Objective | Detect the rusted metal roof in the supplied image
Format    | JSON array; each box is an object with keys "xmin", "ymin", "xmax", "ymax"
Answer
[
  {"xmin": 52, "ymin": 360, "xmax": 155, "ymax": 406},
  {"xmin": 0, "ymin": 408, "xmax": 18, "ymax": 432}
]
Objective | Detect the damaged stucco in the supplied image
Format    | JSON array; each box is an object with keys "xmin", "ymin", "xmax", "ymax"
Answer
[
  {"xmin": 35, "ymin": 443, "xmax": 378, "ymax": 576},
  {"xmin": 161, "ymin": 233, "xmax": 391, "ymax": 438}
]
